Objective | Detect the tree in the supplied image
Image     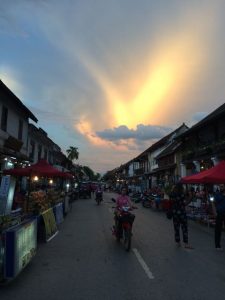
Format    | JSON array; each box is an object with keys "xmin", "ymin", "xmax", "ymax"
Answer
[
  {"xmin": 94, "ymin": 173, "xmax": 101, "ymax": 181},
  {"xmin": 82, "ymin": 166, "xmax": 95, "ymax": 180},
  {"xmin": 66, "ymin": 146, "xmax": 79, "ymax": 162}
]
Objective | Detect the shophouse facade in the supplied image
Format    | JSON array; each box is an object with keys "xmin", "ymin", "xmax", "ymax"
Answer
[
  {"xmin": 28, "ymin": 124, "xmax": 56, "ymax": 164},
  {"xmin": 28, "ymin": 125, "xmax": 73, "ymax": 172},
  {"xmin": 0, "ymin": 80, "xmax": 38, "ymax": 172},
  {"xmin": 178, "ymin": 103, "xmax": 225, "ymax": 176},
  {"xmin": 105, "ymin": 124, "xmax": 188, "ymax": 190},
  {"xmin": 155, "ymin": 140, "xmax": 183, "ymax": 185},
  {"xmin": 139, "ymin": 123, "xmax": 188, "ymax": 188}
]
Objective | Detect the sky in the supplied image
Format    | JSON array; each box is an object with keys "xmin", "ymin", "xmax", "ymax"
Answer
[{"xmin": 1, "ymin": 0, "xmax": 225, "ymax": 174}]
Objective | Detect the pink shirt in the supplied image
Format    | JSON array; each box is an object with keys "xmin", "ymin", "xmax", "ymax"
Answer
[{"xmin": 116, "ymin": 195, "xmax": 131, "ymax": 208}]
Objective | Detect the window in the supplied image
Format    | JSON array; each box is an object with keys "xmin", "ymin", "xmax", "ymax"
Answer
[
  {"xmin": 18, "ymin": 119, "xmax": 23, "ymax": 140},
  {"xmin": 29, "ymin": 140, "xmax": 35, "ymax": 160},
  {"xmin": 38, "ymin": 144, "xmax": 42, "ymax": 160},
  {"xmin": 1, "ymin": 106, "xmax": 8, "ymax": 132},
  {"xmin": 44, "ymin": 149, "xmax": 48, "ymax": 160}
]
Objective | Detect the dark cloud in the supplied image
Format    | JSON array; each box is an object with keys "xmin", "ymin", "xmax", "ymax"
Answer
[
  {"xmin": 28, "ymin": 106, "xmax": 79, "ymax": 124},
  {"xmin": 96, "ymin": 124, "xmax": 172, "ymax": 141}
]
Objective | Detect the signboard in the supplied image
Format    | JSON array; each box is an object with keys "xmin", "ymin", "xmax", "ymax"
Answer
[
  {"xmin": 0, "ymin": 238, "xmax": 4, "ymax": 281},
  {"xmin": 0, "ymin": 175, "xmax": 16, "ymax": 215},
  {"xmin": 64, "ymin": 195, "xmax": 69, "ymax": 214},
  {"xmin": 5, "ymin": 219, "xmax": 37, "ymax": 278},
  {"xmin": 54, "ymin": 203, "xmax": 64, "ymax": 224},
  {"xmin": 42, "ymin": 208, "xmax": 58, "ymax": 242}
]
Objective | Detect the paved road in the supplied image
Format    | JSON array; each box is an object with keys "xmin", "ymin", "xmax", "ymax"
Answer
[{"xmin": 1, "ymin": 192, "xmax": 225, "ymax": 300}]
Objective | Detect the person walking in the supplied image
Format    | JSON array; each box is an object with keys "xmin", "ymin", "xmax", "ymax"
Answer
[
  {"xmin": 170, "ymin": 183, "xmax": 193, "ymax": 249},
  {"xmin": 213, "ymin": 184, "xmax": 225, "ymax": 250}
]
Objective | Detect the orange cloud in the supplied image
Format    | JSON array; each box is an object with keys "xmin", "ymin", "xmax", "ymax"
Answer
[{"xmin": 68, "ymin": 1, "xmax": 219, "ymax": 143}]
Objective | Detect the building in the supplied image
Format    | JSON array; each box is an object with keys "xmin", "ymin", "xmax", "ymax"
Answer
[
  {"xmin": 178, "ymin": 103, "xmax": 225, "ymax": 176},
  {"xmin": 104, "ymin": 124, "xmax": 189, "ymax": 191},
  {"xmin": 28, "ymin": 124, "xmax": 55, "ymax": 164},
  {"xmin": 0, "ymin": 80, "xmax": 38, "ymax": 171},
  {"xmin": 132, "ymin": 123, "xmax": 188, "ymax": 189}
]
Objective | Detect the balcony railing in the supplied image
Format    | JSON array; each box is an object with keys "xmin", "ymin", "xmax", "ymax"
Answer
[
  {"xmin": 134, "ymin": 168, "xmax": 145, "ymax": 175},
  {"xmin": 182, "ymin": 141, "xmax": 225, "ymax": 160}
]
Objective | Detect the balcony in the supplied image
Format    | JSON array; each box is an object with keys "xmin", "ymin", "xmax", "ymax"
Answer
[
  {"xmin": 182, "ymin": 150, "xmax": 196, "ymax": 161},
  {"xmin": 134, "ymin": 168, "xmax": 145, "ymax": 175}
]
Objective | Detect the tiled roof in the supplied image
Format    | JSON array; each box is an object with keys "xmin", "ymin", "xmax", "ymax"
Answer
[
  {"xmin": 178, "ymin": 103, "xmax": 225, "ymax": 138},
  {"xmin": 135, "ymin": 123, "xmax": 188, "ymax": 159},
  {"xmin": 0, "ymin": 80, "xmax": 38, "ymax": 122},
  {"xmin": 155, "ymin": 141, "xmax": 182, "ymax": 160}
]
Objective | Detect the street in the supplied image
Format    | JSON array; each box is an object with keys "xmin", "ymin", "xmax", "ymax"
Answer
[{"xmin": 1, "ymin": 192, "xmax": 225, "ymax": 300}]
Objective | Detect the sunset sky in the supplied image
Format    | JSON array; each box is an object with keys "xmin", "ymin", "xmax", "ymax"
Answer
[{"xmin": 1, "ymin": 0, "xmax": 225, "ymax": 173}]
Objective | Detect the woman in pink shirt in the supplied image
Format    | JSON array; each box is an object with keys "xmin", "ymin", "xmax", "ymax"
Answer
[
  {"xmin": 116, "ymin": 187, "xmax": 132, "ymax": 210},
  {"xmin": 114, "ymin": 187, "xmax": 134, "ymax": 238}
]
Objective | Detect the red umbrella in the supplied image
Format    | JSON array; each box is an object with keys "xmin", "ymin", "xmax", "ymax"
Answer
[
  {"xmin": 58, "ymin": 172, "xmax": 74, "ymax": 179},
  {"xmin": 180, "ymin": 160, "xmax": 225, "ymax": 184},
  {"xmin": 4, "ymin": 159, "xmax": 72, "ymax": 178}
]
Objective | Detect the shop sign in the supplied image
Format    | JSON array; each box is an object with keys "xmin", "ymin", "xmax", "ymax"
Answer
[
  {"xmin": 0, "ymin": 175, "xmax": 16, "ymax": 215},
  {"xmin": 5, "ymin": 219, "xmax": 37, "ymax": 278},
  {"xmin": 42, "ymin": 208, "xmax": 58, "ymax": 242},
  {"xmin": 64, "ymin": 196, "xmax": 69, "ymax": 214},
  {"xmin": 53, "ymin": 203, "xmax": 64, "ymax": 224},
  {"xmin": 0, "ymin": 238, "xmax": 4, "ymax": 281}
]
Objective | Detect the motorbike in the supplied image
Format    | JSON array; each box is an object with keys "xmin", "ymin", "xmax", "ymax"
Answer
[
  {"xmin": 112, "ymin": 201, "xmax": 136, "ymax": 251},
  {"xmin": 142, "ymin": 194, "xmax": 154, "ymax": 208},
  {"xmin": 142, "ymin": 193, "xmax": 162, "ymax": 209},
  {"xmin": 130, "ymin": 192, "xmax": 142, "ymax": 203},
  {"xmin": 95, "ymin": 190, "xmax": 103, "ymax": 205}
]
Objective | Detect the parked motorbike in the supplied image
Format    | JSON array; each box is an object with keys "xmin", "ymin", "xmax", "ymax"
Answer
[
  {"xmin": 142, "ymin": 195, "xmax": 153, "ymax": 208},
  {"xmin": 95, "ymin": 190, "xmax": 103, "ymax": 205},
  {"xmin": 142, "ymin": 193, "xmax": 162, "ymax": 209},
  {"xmin": 130, "ymin": 192, "xmax": 142, "ymax": 203}
]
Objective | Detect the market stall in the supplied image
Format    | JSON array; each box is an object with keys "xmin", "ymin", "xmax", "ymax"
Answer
[
  {"xmin": 0, "ymin": 160, "xmax": 73, "ymax": 281},
  {"xmin": 0, "ymin": 174, "xmax": 37, "ymax": 282},
  {"xmin": 180, "ymin": 160, "xmax": 225, "ymax": 184},
  {"xmin": 4, "ymin": 160, "xmax": 73, "ymax": 240},
  {"xmin": 180, "ymin": 161, "xmax": 225, "ymax": 226}
]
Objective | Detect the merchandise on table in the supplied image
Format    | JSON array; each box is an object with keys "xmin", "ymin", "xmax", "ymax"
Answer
[
  {"xmin": 28, "ymin": 191, "xmax": 50, "ymax": 214},
  {"xmin": 47, "ymin": 190, "xmax": 64, "ymax": 206},
  {"xmin": 186, "ymin": 198, "xmax": 215, "ymax": 226}
]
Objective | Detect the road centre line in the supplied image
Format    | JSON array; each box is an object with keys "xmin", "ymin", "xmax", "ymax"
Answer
[{"xmin": 133, "ymin": 248, "xmax": 154, "ymax": 279}]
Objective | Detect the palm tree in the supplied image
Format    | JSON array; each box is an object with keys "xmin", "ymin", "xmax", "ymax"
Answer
[{"xmin": 66, "ymin": 146, "xmax": 79, "ymax": 162}]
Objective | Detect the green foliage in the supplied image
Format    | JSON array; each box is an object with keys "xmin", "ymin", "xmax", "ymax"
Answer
[
  {"xmin": 81, "ymin": 166, "xmax": 101, "ymax": 181},
  {"xmin": 164, "ymin": 184, "xmax": 173, "ymax": 196},
  {"xmin": 66, "ymin": 146, "xmax": 79, "ymax": 161},
  {"xmin": 82, "ymin": 166, "xmax": 95, "ymax": 180}
]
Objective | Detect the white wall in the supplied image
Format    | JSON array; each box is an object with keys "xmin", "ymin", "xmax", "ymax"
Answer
[
  {"xmin": 0, "ymin": 100, "xmax": 29, "ymax": 156},
  {"xmin": 148, "ymin": 145, "xmax": 167, "ymax": 171},
  {"xmin": 128, "ymin": 162, "xmax": 134, "ymax": 177}
]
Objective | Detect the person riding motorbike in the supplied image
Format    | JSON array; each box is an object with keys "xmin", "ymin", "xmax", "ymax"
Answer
[
  {"xmin": 95, "ymin": 185, "xmax": 103, "ymax": 202},
  {"xmin": 114, "ymin": 187, "xmax": 135, "ymax": 237}
]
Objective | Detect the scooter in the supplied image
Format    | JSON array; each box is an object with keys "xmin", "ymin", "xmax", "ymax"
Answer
[
  {"xmin": 95, "ymin": 190, "xmax": 103, "ymax": 205},
  {"xmin": 111, "ymin": 199, "xmax": 137, "ymax": 251},
  {"xmin": 114, "ymin": 206, "xmax": 136, "ymax": 251}
]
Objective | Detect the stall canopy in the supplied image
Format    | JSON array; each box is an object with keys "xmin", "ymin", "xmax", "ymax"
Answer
[
  {"xmin": 180, "ymin": 160, "xmax": 225, "ymax": 184},
  {"xmin": 4, "ymin": 159, "xmax": 73, "ymax": 179}
]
